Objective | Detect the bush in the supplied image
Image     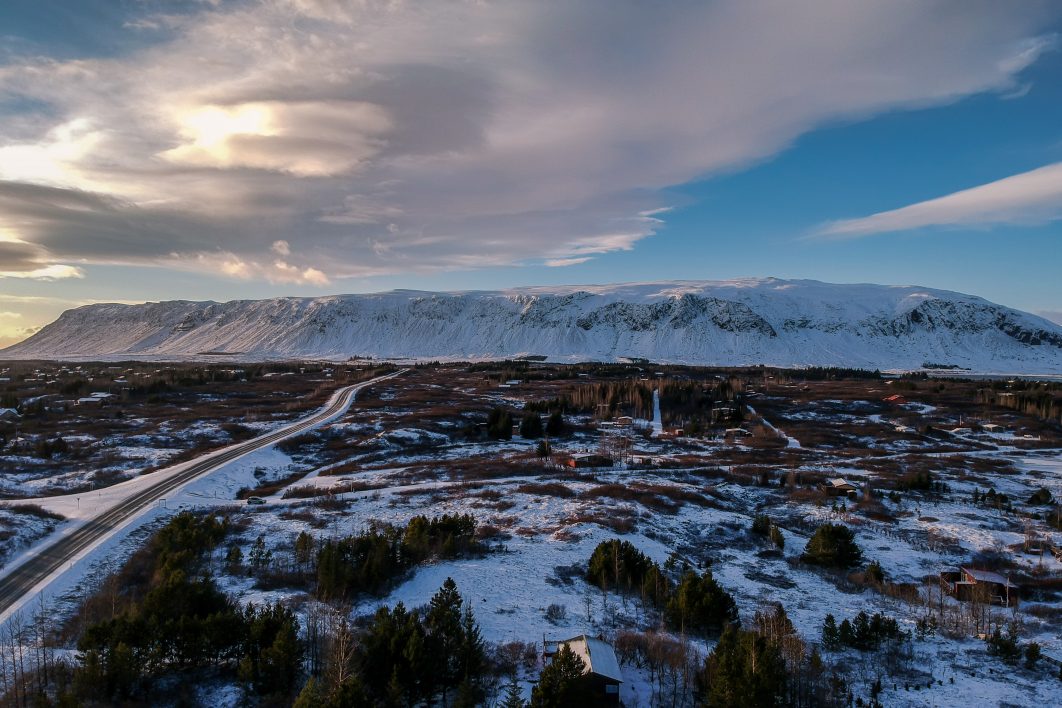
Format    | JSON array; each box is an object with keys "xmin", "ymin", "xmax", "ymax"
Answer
[
  {"xmin": 1028, "ymin": 488, "xmax": 1053, "ymax": 505},
  {"xmin": 1025, "ymin": 642, "xmax": 1042, "ymax": 669},
  {"xmin": 802, "ymin": 523, "xmax": 863, "ymax": 568},
  {"xmin": 985, "ymin": 624, "xmax": 1021, "ymax": 665},
  {"xmin": 544, "ymin": 604, "xmax": 567, "ymax": 623}
]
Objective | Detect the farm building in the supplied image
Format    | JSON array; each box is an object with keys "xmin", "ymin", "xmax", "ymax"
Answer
[
  {"xmin": 940, "ymin": 567, "xmax": 1019, "ymax": 607},
  {"xmin": 544, "ymin": 634, "xmax": 622, "ymax": 705}
]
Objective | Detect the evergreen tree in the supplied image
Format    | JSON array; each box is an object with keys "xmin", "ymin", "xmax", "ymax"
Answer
[
  {"xmin": 838, "ymin": 619, "xmax": 855, "ymax": 647},
  {"xmin": 698, "ymin": 625, "xmax": 787, "ymax": 707},
  {"xmin": 530, "ymin": 644, "xmax": 591, "ymax": 708},
  {"xmin": 665, "ymin": 570, "xmax": 738, "ymax": 636},
  {"xmin": 293, "ymin": 677, "xmax": 326, "ymax": 708},
  {"xmin": 802, "ymin": 523, "xmax": 863, "ymax": 568},
  {"xmin": 821, "ymin": 614, "xmax": 840, "ymax": 651},
  {"xmin": 520, "ymin": 414, "xmax": 544, "ymax": 439},
  {"xmin": 500, "ymin": 679, "xmax": 526, "ymax": 708},
  {"xmin": 487, "ymin": 408, "xmax": 514, "ymax": 440},
  {"xmin": 427, "ymin": 577, "xmax": 465, "ymax": 699},
  {"xmin": 458, "ymin": 604, "xmax": 486, "ymax": 694},
  {"xmin": 545, "ymin": 410, "xmax": 567, "ymax": 437}
]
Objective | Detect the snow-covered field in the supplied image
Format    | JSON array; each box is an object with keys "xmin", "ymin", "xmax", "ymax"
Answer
[{"xmin": 3, "ymin": 365, "xmax": 1060, "ymax": 705}]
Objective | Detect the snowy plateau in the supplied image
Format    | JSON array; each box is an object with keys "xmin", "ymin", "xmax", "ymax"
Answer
[{"xmin": 5, "ymin": 278, "xmax": 1062, "ymax": 374}]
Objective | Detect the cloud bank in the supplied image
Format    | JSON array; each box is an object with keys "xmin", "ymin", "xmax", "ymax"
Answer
[{"xmin": 0, "ymin": 0, "xmax": 1056, "ymax": 281}]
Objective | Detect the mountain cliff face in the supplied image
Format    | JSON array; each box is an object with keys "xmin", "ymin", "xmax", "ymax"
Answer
[{"xmin": 5, "ymin": 279, "xmax": 1062, "ymax": 372}]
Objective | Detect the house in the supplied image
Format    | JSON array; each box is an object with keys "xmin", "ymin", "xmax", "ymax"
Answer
[
  {"xmin": 89, "ymin": 392, "xmax": 117, "ymax": 401},
  {"xmin": 893, "ymin": 425, "xmax": 914, "ymax": 434},
  {"xmin": 980, "ymin": 423, "xmax": 1005, "ymax": 433},
  {"xmin": 821, "ymin": 478, "xmax": 859, "ymax": 498},
  {"xmin": 0, "ymin": 408, "xmax": 20, "ymax": 422},
  {"xmin": 566, "ymin": 453, "xmax": 614, "ymax": 469},
  {"xmin": 614, "ymin": 415, "xmax": 634, "ymax": 426},
  {"xmin": 940, "ymin": 567, "xmax": 1019, "ymax": 606},
  {"xmin": 76, "ymin": 397, "xmax": 104, "ymax": 407},
  {"xmin": 882, "ymin": 394, "xmax": 907, "ymax": 404},
  {"xmin": 724, "ymin": 427, "xmax": 751, "ymax": 438},
  {"xmin": 544, "ymin": 635, "xmax": 622, "ymax": 705}
]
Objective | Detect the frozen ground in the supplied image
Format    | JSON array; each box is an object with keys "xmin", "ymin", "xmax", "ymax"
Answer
[{"xmin": 5, "ymin": 365, "xmax": 1061, "ymax": 706}]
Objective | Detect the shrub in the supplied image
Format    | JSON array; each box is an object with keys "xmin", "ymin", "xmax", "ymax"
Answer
[
  {"xmin": 1028, "ymin": 488, "xmax": 1053, "ymax": 505},
  {"xmin": 985, "ymin": 624, "xmax": 1021, "ymax": 665},
  {"xmin": 544, "ymin": 604, "xmax": 567, "ymax": 623}
]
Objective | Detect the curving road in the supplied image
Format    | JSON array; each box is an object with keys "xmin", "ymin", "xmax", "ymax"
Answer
[{"xmin": 0, "ymin": 369, "xmax": 404, "ymax": 618}]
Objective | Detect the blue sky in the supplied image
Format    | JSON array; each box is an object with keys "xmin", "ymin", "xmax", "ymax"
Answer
[{"xmin": 1, "ymin": 1, "xmax": 1061, "ymax": 345}]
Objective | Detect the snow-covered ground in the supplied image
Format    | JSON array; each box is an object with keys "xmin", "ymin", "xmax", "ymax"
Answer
[
  {"xmin": 0, "ymin": 371, "xmax": 403, "ymax": 626},
  {"xmin": 4, "ymin": 366, "xmax": 1060, "ymax": 705}
]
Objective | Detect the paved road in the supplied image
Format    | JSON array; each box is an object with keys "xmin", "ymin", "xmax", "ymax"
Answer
[{"xmin": 0, "ymin": 369, "xmax": 403, "ymax": 618}]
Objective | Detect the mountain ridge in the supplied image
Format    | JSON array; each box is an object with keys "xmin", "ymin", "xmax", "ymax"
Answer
[{"xmin": 5, "ymin": 278, "xmax": 1062, "ymax": 373}]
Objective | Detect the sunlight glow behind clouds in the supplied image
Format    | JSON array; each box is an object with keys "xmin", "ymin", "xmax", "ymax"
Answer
[{"xmin": 0, "ymin": 0, "xmax": 1057, "ymax": 286}]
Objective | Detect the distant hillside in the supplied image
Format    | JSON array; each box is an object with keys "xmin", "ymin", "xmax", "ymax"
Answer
[{"xmin": 5, "ymin": 278, "xmax": 1062, "ymax": 373}]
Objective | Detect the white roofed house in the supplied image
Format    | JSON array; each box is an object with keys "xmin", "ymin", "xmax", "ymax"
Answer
[{"xmin": 543, "ymin": 634, "xmax": 622, "ymax": 704}]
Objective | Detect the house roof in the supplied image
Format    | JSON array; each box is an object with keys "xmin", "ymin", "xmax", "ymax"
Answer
[
  {"xmin": 828, "ymin": 478, "xmax": 857, "ymax": 489},
  {"xmin": 961, "ymin": 567, "xmax": 1018, "ymax": 588},
  {"xmin": 561, "ymin": 635, "xmax": 622, "ymax": 683}
]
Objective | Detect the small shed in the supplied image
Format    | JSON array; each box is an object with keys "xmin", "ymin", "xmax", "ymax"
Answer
[{"xmin": 544, "ymin": 634, "xmax": 622, "ymax": 705}]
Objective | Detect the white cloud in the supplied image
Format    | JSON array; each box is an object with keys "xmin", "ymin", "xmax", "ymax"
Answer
[
  {"xmin": 271, "ymin": 240, "xmax": 291, "ymax": 256},
  {"xmin": 818, "ymin": 161, "xmax": 1062, "ymax": 238},
  {"xmin": 0, "ymin": 0, "xmax": 1057, "ymax": 281},
  {"xmin": 544, "ymin": 257, "xmax": 592, "ymax": 267}
]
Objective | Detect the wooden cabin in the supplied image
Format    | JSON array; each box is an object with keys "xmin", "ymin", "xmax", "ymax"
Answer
[{"xmin": 940, "ymin": 567, "xmax": 1019, "ymax": 607}]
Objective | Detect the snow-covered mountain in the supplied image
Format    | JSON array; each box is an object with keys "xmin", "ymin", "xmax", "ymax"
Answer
[{"xmin": 5, "ymin": 279, "xmax": 1062, "ymax": 372}]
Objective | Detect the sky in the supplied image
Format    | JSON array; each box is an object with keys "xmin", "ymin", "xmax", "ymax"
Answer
[{"xmin": 1, "ymin": 0, "xmax": 1061, "ymax": 347}]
